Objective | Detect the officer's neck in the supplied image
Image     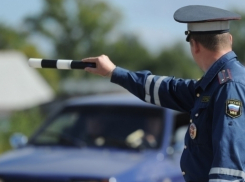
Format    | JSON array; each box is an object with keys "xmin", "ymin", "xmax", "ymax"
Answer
[{"xmin": 197, "ymin": 47, "xmax": 232, "ymax": 72}]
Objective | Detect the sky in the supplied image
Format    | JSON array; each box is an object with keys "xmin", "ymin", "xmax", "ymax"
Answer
[{"xmin": 0, "ymin": 0, "xmax": 244, "ymax": 54}]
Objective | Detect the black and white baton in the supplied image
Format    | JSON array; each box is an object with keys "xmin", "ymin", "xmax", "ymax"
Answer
[{"xmin": 28, "ymin": 58, "xmax": 96, "ymax": 69}]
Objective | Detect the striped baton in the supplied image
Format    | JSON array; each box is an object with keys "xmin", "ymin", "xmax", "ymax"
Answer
[{"xmin": 28, "ymin": 58, "xmax": 96, "ymax": 69}]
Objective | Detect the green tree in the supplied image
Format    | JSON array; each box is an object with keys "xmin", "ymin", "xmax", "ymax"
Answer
[
  {"xmin": 104, "ymin": 36, "xmax": 203, "ymax": 79},
  {"xmin": 0, "ymin": 107, "xmax": 45, "ymax": 153},
  {"xmin": 24, "ymin": 0, "xmax": 121, "ymax": 80},
  {"xmin": 146, "ymin": 43, "xmax": 203, "ymax": 79},
  {"xmin": 0, "ymin": 23, "xmax": 41, "ymax": 58},
  {"xmin": 105, "ymin": 34, "xmax": 153, "ymax": 71},
  {"xmin": 230, "ymin": 10, "xmax": 245, "ymax": 63}
]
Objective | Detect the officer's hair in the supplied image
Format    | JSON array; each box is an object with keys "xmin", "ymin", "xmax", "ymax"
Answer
[{"xmin": 190, "ymin": 33, "xmax": 231, "ymax": 51}]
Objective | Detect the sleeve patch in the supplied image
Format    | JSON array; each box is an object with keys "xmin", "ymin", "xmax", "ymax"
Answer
[{"xmin": 226, "ymin": 99, "xmax": 242, "ymax": 118}]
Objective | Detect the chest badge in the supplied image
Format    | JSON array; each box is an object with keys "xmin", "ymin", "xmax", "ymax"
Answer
[
  {"xmin": 201, "ymin": 96, "xmax": 210, "ymax": 103},
  {"xmin": 226, "ymin": 99, "xmax": 242, "ymax": 118},
  {"xmin": 189, "ymin": 123, "xmax": 197, "ymax": 139}
]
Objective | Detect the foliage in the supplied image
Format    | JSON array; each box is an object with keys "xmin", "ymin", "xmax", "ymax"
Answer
[
  {"xmin": 96, "ymin": 34, "xmax": 202, "ymax": 79},
  {"xmin": 24, "ymin": 0, "xmax": 121, "ymax": 80},
  {"xmin": 144, "ymin": 43, "xmax": 203, "ymax": 78},
  {"xmin": 230, "ymin": 10, "xmax": 245, "ymax": 63},
  {"xmin": 0, "ymin": 23, "xmax": 41, "ymax": 58},
  {"xmin": 0, "ymin": 107, "xmax": 44, "ymax": 153},
  {"xmin": 105, "ymin": 34, "xmax": 153, "ymax": 71}
]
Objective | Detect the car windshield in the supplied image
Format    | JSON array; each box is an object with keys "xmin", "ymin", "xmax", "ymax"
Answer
[{"xmin": 30, "ymin": 105, "xmax": 164, "ymax": 150}]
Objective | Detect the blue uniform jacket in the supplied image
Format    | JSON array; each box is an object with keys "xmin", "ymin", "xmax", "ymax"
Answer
[{"xmin": 111, "ymin": 51, "xmax": 245, "ymax": 182}]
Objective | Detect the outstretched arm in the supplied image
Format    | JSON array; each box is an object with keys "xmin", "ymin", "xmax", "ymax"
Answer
[{"xmin": 82, "ymin": 55, "xmax": 196, "ymax": 112}]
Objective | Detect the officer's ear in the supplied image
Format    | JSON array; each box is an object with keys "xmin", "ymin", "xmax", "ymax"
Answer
[
  {"xmin": 229, "ymin": 34, "xmax": 233, "ymax": 46},
  {"xmin": 190, "ymin": 39, "xmax": 200, "ymax": 54}
]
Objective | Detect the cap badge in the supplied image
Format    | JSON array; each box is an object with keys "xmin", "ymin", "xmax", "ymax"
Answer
[{"xmin": 189, "ymin": 123, "xmax": 197, "ymax": 139}]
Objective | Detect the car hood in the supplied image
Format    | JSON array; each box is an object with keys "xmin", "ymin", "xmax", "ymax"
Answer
[{"xmin": 0, "ymin": 146, "xmax": 155, "ymax": 178}]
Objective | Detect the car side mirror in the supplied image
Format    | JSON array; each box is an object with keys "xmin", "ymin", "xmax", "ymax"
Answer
[{"xmin": 9, "ymin": 133, "xmax": 28, "ymax": 149}]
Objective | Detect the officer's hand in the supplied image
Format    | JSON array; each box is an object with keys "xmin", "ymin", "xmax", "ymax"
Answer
[{"xmin": 82, "ymin": 55, "xmax": 116, "ymax": 77}]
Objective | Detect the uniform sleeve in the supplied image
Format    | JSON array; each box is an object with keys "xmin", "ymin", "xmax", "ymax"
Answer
[
  {"xmin": 209, "ymin": 82, "xmax": 245, "ymax": 182},
  {"xmin": 111, "ymin": 67, "xmax": 196, "ymax": 112}
]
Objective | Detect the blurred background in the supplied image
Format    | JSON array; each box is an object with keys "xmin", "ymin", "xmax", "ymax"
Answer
[{"xmin": 0, "ymin": 0, "xmax": 244, "ymax": 154}]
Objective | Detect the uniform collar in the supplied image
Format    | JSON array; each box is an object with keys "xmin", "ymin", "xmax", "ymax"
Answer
[{"xmin": 195, "ymin": 51, "xmax": 237, "ymax": 91}]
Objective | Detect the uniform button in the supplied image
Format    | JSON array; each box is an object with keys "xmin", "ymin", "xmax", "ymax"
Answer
[
  {"xmin": 184, "ymin": 145, "xmax": 187, "ymax": 149},
  {"xmin": 190, "ymin": 119, "xmax": 192, "ymax": 123},
  {"xmin": 182, "ymin": 171, "xmax": 185, "ymax": 175},
  {"xmin": 196, "ymin": 93, "xmax": 200, "ymax": 97},
  {"xmin": 195, "ymin": 113, "xmax": 199, "ymax": 117}
]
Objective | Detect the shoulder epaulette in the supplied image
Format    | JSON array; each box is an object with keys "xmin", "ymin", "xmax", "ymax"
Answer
[{"xmin": 218, "ymin": 69, "xmax": 232, "ymax": 84}]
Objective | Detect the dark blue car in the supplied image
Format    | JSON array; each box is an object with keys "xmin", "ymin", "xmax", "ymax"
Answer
[{"xmin": 0, "ymin": 94, "xmax": 189, "ymax": 182}]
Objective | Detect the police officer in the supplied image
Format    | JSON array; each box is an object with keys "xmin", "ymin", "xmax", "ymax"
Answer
[{"xmin": 82, "ymin": 5, "xmax": 244, "ymax": 182}]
